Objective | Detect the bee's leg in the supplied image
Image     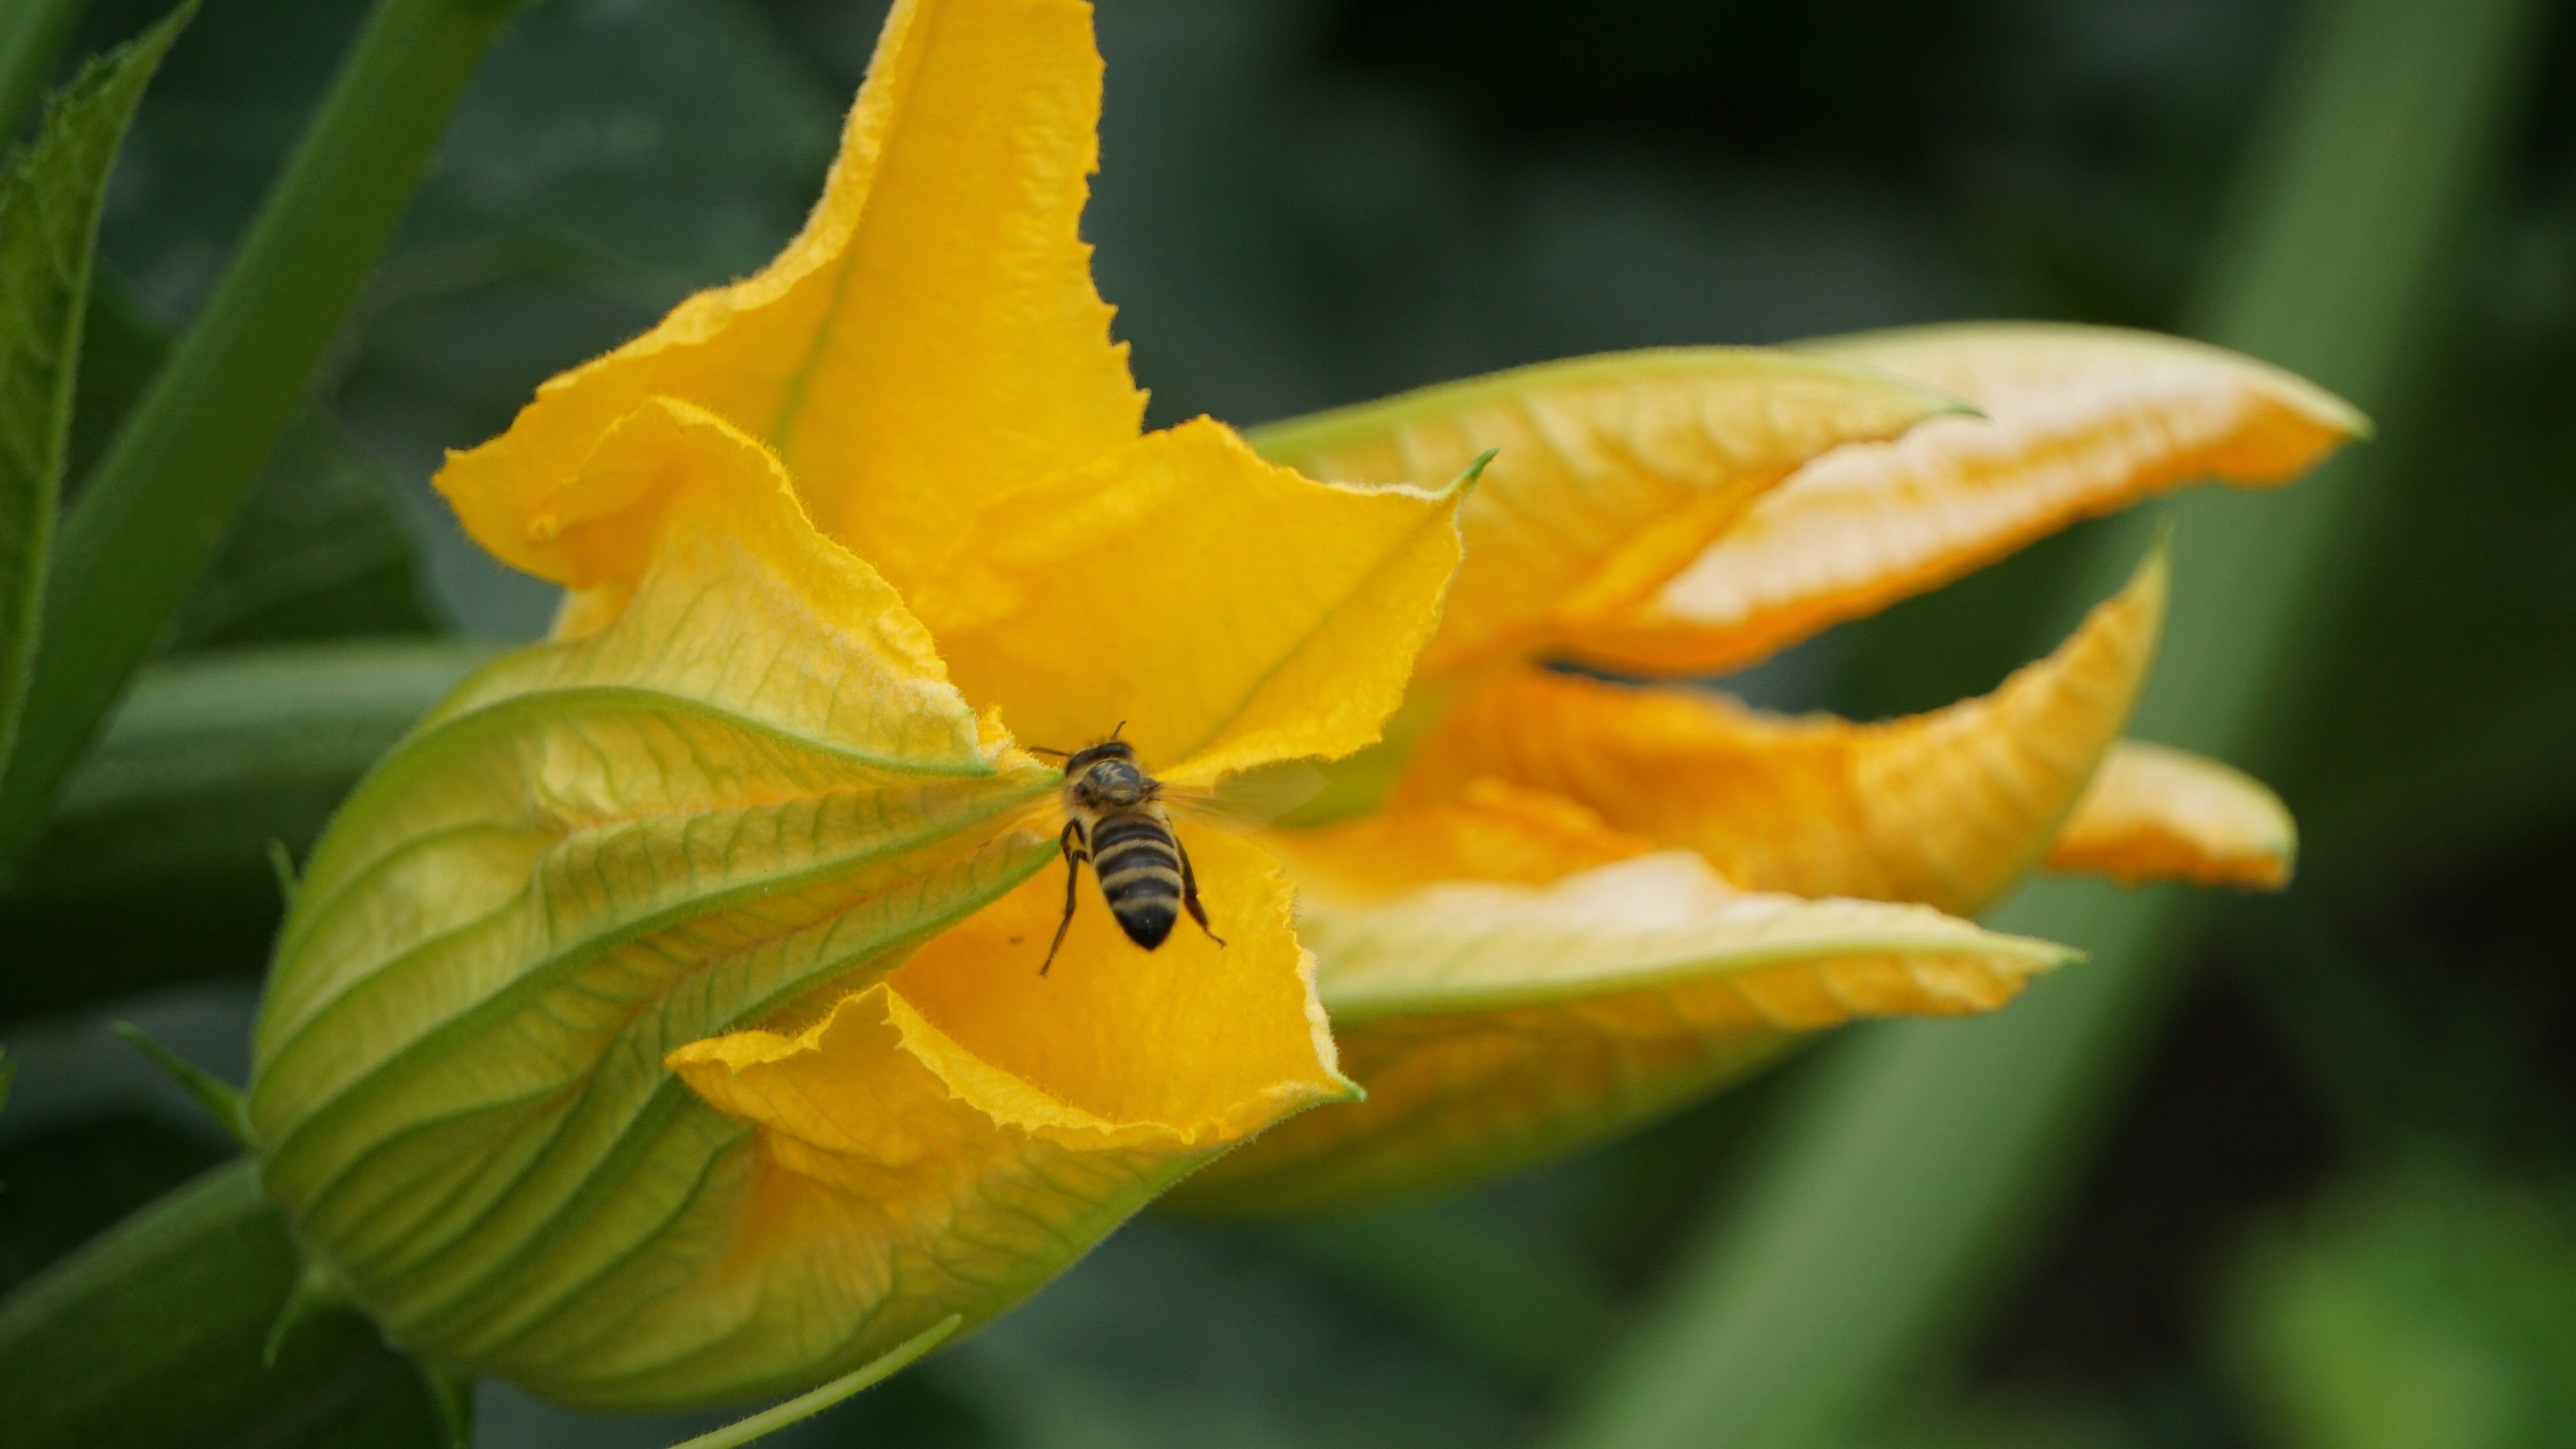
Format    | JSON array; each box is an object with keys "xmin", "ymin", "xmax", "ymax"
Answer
[
  {"xmin": 1042, "ymin": 820, "xmax": 1086, "ymax": 975},
  {"xmin": 1173, "ymin": 832, "xmax": 1225, "ymax": 948}
]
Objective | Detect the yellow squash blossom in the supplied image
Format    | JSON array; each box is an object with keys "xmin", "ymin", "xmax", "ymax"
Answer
[
  {"xmin": 237, "ymin": 0, "xmax": 2361, "ymax": 1413},
  {"xmin": 1169, "ymin": 324, "xmax": 2355, "ymax": 1213},
  {"xmin": 244, "ymin": 0, "xmax": 1477, "ymax": 1411}
]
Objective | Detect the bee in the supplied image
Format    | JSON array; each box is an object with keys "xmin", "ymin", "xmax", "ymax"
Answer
[{"xmin": 1036, "ymin": 727, "xmax": 1222, "ymax": 974}]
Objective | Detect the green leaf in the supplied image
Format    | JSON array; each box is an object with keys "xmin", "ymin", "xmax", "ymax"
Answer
[
  {"xmin": 0, "ymin": 9, "xmax": 186, "ymax": 779},
  {"xmin": 0, "ymin": 0, "xmax": 526, "ymax": 867},
  {"xmin": 0, "ymin": 1157, "xmax": 445, "ymax": 1448},
  {"xmin": 0, "ymin": 640, "xmax": 490, "ymax": 1024}
]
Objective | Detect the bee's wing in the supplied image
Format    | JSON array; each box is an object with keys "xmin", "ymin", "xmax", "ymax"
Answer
[{"xmin": 1162, "ymin": 760, "xmax": 1327, "ymax": 831}]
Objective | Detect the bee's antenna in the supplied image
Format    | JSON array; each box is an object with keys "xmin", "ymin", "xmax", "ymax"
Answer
[
  {"xmin": 1028, "ymin": 745, "xmax": 1070, "ymax": 759},
  {"xmin": 1110, "ymin": 720, "xmax": 1126, "ymax": 741}
]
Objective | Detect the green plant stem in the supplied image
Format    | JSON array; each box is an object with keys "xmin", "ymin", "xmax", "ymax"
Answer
[
  {"xmin": 0, "ymin": 1158, "xmax": 443, "ymax": 1448},
  {"xmin": 1544, "ymin": 0, "xmax": 2544, "ymax": 1446},
  {"xmin": 0, "ymin": 0, "xmax": 87, "ymax": 142},
  {"xmin": 0, "ymin": 0, "xmax": 521, "ymax": 866}
]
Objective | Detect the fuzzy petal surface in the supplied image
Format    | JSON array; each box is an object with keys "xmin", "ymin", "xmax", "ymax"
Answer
[
  {"xmin": 1393, "ymin": 548, "xmax": 2168, "ymax": 917},
  {"xmin": 1169, "ymin": 851, "xmax": 2073, "ymax": 1214},
  {"xmin": 1577, "ymin": 323, "xmax": 2362, "ymax": 674},
  {"xmin": 911, "ymin": 418, "xmax": 1466, "ymax": 783},
  {"xmin": 2045, "ymin": 739, "xmax": 2298, "ymax": 890},
  {"xmin": 435, "ymin": 0, "xmax": 1145, "ymax": 606},
  {"xmin": 1248, "ymin": 348, "xmax": 1967, "ymax": 677}
]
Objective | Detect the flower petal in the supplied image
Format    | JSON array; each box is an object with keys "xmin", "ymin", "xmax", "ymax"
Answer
[
  {"xmin": 639, "ymin": 829, "xmax": 1347, "ymax": 1391},
  {"xmin": 1395, "ymin": 546, "xmax": 2168, "ymax": 916},
  {"xmin": 2045, "ymin": 739, "xmax": 2297, "ymax": 890},
  {"xmin": 883, "ymin": 826, "xmax": 1352, "ymax": 1142},
  {"xmin": 635, "ymin": 984, "xmax": 1214, "ymax": 1406},
  {"xmin": 910, "ymin": 417, "xmax": 1468, "ymax": 784},
  {"xmin": 1248, "ymin": 348, "xmax": 1970, "ymax": 677},
  {"xmin": 1573, "ymin": 323, "xmax": 2363, "ymax": 674},
  {"xmin": 248, "ymin": 399, "xmax": 1061, "ymax": 1408},
  {"xmin": 1166, "ymin": 852, "xmax": 2074, "ymax": 1215},
  {"xmin": 437, "ymin": 0, "xmax": 1144, "ymax": 604}
]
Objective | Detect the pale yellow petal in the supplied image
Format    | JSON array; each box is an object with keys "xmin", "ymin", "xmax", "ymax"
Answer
[
  {"xmin": 436, "ymin": 0, "xmax": 1144, "ymax": 604},
  {"xmin": 1395, "ymin": 547, "xmax": 2168, "ymax": 916},
  {"xmin": 911, "ymin": 417, "xmax": 1467, "ymax": 784},
  {"xmin": 1248, "ymin": 348, "xmax": 1968, "ymax": 677},
  {"xmin": 1576, "ymin": 323, "xmax": 2361, "ymax": 674},
  {"xmin": 2046, "ymin": 739, "xmax": 2297, "ymax": 890},
  {"xmin": 1167, "ymin": 852, "xmax": 2074, "ymax": 1214},
  {"xmin": 248, "ymin": 399, "xmax": 1063, "ymax": 1407}
]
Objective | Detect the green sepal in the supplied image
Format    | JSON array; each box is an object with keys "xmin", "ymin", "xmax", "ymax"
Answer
[
  {"xmin": 109, "ymin": 1020, "xmax": 251, "ymax": 1147},
  {"xmin": 265, "ymin": 837, "xmax": 300, "ymax": 908},
  {"xmin": 418, "ymin": 1362, "xmax": 476, "ymax": 1449},
  {"xmin": 260, "ymin": 1255, "xmax": 344, "ymax": 1368}
]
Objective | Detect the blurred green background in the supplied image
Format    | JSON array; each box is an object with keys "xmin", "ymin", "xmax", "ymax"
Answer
[{"xmin": 3, "ymin": 0, "xmax": 2573, "ymax": 1446}]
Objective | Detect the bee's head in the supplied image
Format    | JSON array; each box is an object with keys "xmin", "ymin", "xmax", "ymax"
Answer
[{"xmin": 1061, "ymin": 738, "xmax": 1148, "ymax": 809}]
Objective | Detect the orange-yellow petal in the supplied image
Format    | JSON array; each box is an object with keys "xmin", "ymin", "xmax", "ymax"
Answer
[
  {"xmin": 437, "ymin": 0, "xmax": 1144, "ymax": 605},
  {"xmin": 883, "ymin": 826, "xmax": 1351, "ymax": 1140},
  {"xmin": 1167, "ymin": 852, "xmax": 2074, "ymax": 1214},
  {"xmin": 655, "ymin": 829, "xmax": 1349, "ymax": 1373},
  {"xmin": 653, "ymin": 986, "xmax": 1210, "ymax": 1401},
  {"xmin": 1573, "ymin": 323, "xmax": 2362, "ymax": 674},
  {"xmin": 910, "ymin": 418, "xmax": 1468, "ymax": 785},
  {"xmin": 1395, "ymin": 546, "xmax": 2168, "ymax": 916},
  {"xmin": 2045, "ymin": 739, "xmax": 2297, "ymax": 890},
  {"xmin": 1248, "ymin": 348, "xmax": 1968, "ymax": 678}
]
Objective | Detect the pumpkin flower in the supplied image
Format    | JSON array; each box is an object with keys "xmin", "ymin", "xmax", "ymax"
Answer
[
  {"xmin": 1167, "ymin": 324, "xmax": 2359, "ymax": 1214},
  {"xmin": 237, "ymin": 0, "xmax": 2363, "ymax": 1418},
  {"xmin": 244, "ymin": 0, "xmax": 1472, "ymax": 1412}
]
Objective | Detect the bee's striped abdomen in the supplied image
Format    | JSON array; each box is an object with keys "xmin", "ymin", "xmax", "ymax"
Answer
[
  {"xmin": 1040, "ymin": 736, "xmax": 1223, "ymax": 972},
  {"xmin": 1088, "ymin": 808, "xmax": 1183, "ymax": 949}
]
